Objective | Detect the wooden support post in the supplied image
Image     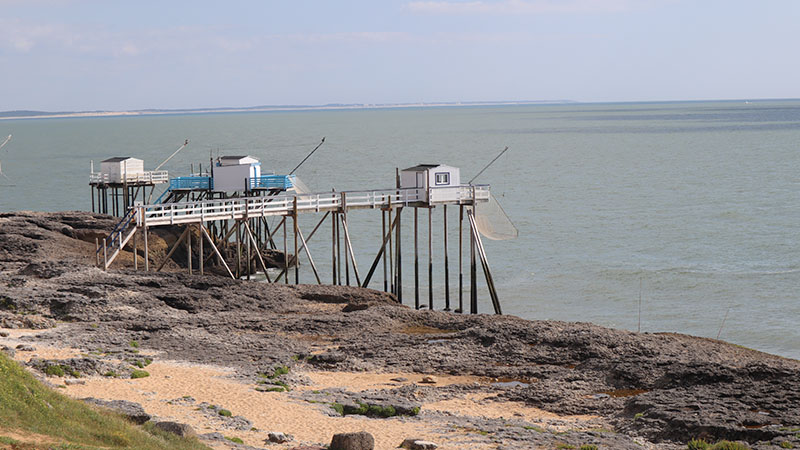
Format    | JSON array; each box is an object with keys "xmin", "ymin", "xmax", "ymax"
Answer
[
  {"xmin": 103, "ymin": 238, "xmax": 107, "ymax": 271},
  {"xmin": 470, "ymin": 207, "xmax": 478, "ymax": 314},
  {"xmin": 293, "ymin": 197, "xmax": 299, "ymax": 284},
  {"xmin": 246, "ymin": 218, "xmax": 252, "ymax": 281},
  {"xmin": 133, "ymin": 228, "xmax": 138, "ymax": 270},
  {"xmin": 199, "ymin": 223, "xmax": 204, "ymax": 275},
  {"xmin": 382, "ymin": 211, "xmax": 388, "ymax": 292},
  {"xmin": 331, "ymin": 211, "xmax": 337, "ymax": 285},
  {"xmin": 388, "ymin": 208, "xmax": 393, "ymax": 293},
  {"xmin": 200, "ymin": 225, "xmax": 235, "ymax": 279},
  {"xmin": 144, "ymin": 226, "xmax": 149, "ymax": 272},
  {"xmin": 468, "ymin": 210, "xmax": 502, "ymax": 314},
  {"xmin": 340, "ymin": 214, "xmax": 361, "ymax": 286},
  {"xmin": 336, "ymin": 212, "xmax": 342, "ymax": 285},
  {"xmin": 443, "ymin": 204, "xmax": 450, "ymax": 311},
  {"xmin": 458, "ymin": 205, "xmax": 463, "ymax": 313},
  {"xmin": 236, "ymin": 220, "xmax": 242, "ymax": 278},
  {"xmin": 187, "ymin": 225, "xmax": 192, "ymax": 275},
  {"xmin": 283, "ymin": 214, "xmax": 289, "ymax": 284},
  {"xmin": 91, "ymin": 186, "xmax": 95, "ymax": 213},
  {"xmin": 395, "ymin": 207, "xmax": 402, "ymax": 303},
  {"xmin": 428, "ymin": 206, "xmax": 433, "ymax": 310},
  {"xmin": 414, "ymin": 208, "xmax": 419, "ymax": 310},
  {"xmin": 95, "ymin": 238, "xmax": 100, "ymax": 267}
]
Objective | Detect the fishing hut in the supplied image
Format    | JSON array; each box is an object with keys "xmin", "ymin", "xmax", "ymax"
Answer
[
  {"xmin": 95, "ymin": 162, "xmax": 513, "ymax": 315},
  {"xmin": 153, "ymin": 155, "xmax": 296, "ymax": 204},
  {"xmin": 89, "ymin": 157, "xmax": 168, "ymax": 216}
]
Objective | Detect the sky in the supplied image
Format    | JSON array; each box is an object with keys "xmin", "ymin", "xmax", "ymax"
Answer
[{"xmin": 1, "ymin": 0, "xmax": 799, "ymax": 111}]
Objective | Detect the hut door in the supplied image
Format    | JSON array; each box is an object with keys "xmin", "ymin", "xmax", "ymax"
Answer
[{"xmin": 416, "ymin": 171, "xmax": 425, "ymax": 188}]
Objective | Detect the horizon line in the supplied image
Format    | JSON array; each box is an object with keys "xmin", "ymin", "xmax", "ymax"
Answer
[{"xmin": 2, "ymin": 97, "xmax": 798, "ymax": 121}]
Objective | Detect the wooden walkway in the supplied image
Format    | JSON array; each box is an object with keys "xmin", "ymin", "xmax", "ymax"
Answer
[
  {"xmin": 138, "ymin": 185, "xmax": 490, "ymax": 227},
  {"xmin": 97, "ymin": 184, "xmax": 501, "ymax": 314}
]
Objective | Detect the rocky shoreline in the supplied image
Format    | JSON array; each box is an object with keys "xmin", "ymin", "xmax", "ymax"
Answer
[{"xmin": 1, "ymin": 211, "xmax": 799, "ymax": 449}]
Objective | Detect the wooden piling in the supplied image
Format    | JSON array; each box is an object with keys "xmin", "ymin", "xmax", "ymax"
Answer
[
  {"xmin": 443, "ymin": 204, "xmax": 450, "ymax": 311},
  {"xmin": 458, "ymin": 205, "xmax": 463, "ymax": 313},
  {"xmin": 293, "ymin": 197, "xmax": 299, "ymax": 284},
  {"xmin": 414, "ymin": 207, "xmax": 419, "ymax": 310},
  {"xmin": 428, "ymin": 207, "xmax": 433, "ymax": 310}
]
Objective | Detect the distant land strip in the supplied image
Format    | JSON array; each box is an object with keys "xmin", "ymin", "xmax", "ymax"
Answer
[{"xmin": 0, "ymin": 100, "xmax": 575, "ymax": 120}]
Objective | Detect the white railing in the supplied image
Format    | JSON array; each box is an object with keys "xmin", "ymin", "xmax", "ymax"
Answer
[
  {"xmin": 90, "ymin": 170, "xmax": 169, "ymax": 184},
  {"xmin": 139, "ymin": 185, "xmax": 490, "ymax": 227}
]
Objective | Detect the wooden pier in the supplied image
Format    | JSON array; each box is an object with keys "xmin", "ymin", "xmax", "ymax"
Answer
[{"xmin": 96, "ymin": 183, "xmax": 503, "ymax": 314}]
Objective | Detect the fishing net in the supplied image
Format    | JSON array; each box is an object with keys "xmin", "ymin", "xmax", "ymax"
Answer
[
  {"xmin": 291, "ymin": 176, "xmax": 312, "ymax": 194},
  {"xmin": 474, "ymin": 194, "xmax": 518, "ymax": 241}
]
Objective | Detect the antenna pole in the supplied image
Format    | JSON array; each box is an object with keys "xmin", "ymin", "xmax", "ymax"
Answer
[
  {"xmin": 290, "ymin": 137, "xmax": 325, "ymax": 175},
  {"xmin": 154, "ymin": 139, "xmax": 190, "ymax": 171},
  {"xmin": 469, "ymin": 146, "xmax": 509, "ymax": 185}
]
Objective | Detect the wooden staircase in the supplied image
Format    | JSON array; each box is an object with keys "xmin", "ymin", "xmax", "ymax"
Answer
[{"xmin": 97, "ymin": 208, "xmax": 138, "ymax": 270}]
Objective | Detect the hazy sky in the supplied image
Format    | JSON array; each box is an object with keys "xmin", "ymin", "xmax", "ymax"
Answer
[{"xmin": 1, "ymin": 0, "xmax": 798, "ymax": 111}]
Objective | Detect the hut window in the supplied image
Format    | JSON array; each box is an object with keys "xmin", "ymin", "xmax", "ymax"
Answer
[{"xmin": 435, "ymin": 172, "xmax": 450, "ymax": 185}]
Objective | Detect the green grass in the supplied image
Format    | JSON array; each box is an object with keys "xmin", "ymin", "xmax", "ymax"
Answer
[
  {"xmin": 579, "ymin": 445, "xmax": 598, "ymax": 450},
  {"xmin": 780, "ymin": 442, "xmax": 793, "ymax": 449},
  {"xmin": 129, "ymin": 340, "xmax": 139, "ymax": 348},
  {"xmin": 0, "ymin": 352, "xmax": 208, "ymax": 449},
  {"xmin": 225, "ymin": 436, "xmax": 244, "ymax": 444},
  {"xmin": 217, "ymin": 409, "xmax": 232, "ymax": 417},
  {"xmin": 130, "ymin": 370, "xmax": 150, "ymax": 379},
  {"xmin": 688, "ymin": 439, "xmax": 711, "ymax": 450}
]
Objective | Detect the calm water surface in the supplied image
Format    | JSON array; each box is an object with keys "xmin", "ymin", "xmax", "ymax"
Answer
[{"xmin": 1, "ymin": 101, "xmax": 798, "ymax": 358}]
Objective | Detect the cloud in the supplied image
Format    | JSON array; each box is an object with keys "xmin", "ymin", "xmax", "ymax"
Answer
[{"xmin": 407, "ymin": 0, "xmax": 641, "ymax": 14}]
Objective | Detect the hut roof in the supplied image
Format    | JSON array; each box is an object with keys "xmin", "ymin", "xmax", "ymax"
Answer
[
  {"xmin": 102, "ymin": 156, "xmax": 139, "ymax": 163},
  {"xmin": 402, "ymin": 164, "xmax": 441, "ymax": 171}
]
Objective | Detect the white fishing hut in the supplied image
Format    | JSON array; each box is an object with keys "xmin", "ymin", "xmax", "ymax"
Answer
[
  {"xmin": 213, "ymin": 155, "xmax": 261, "ymax": 192},
  {"xmin": 100, "ymin": 157, "xmax": 144, "ymax": 183},
  {"xmin": 400, "ymin": 164, "xmax": 461, "ymax": 203}
]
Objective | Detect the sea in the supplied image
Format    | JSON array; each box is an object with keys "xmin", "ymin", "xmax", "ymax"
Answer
[{"xmin": 1, "ymin": 100, "xmax": 798, "ymax": 359}]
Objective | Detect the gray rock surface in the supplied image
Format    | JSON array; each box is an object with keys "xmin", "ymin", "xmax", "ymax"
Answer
[
  {"xmin": 400, "ymin": 439, "xmax": 438, "ymax": 450},
  {"xmin": 153, "ymin": 421, "xmax": 196, "ymax": 438},
  {"xmin": 1, "ymin": 211, "xmax": 800, "ymax": 449},
  {"xmin": 83, "ymin": 398, "xmax": 151, "ymax": 424},
  {"xmin": 330, "ymin": 431, "xmax": 374, "ymax": 450},
  {"xmin": 267, "ymin": 431, "xmax": 290, "ymax": 443}
]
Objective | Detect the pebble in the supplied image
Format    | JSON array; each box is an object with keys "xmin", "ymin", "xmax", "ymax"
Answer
[
  {"xmin": 0, "ymin": 331, "xmax": 9, "ymax": 337},
  {"xmin": 65, "ymin": 379, "xmax": 86, "ymax": 386},
  {"xmin": 390, "ymin": 377, "xmax": 408, "ymax": 382},
  {"xmin": 419, "ymin": 375, "xmax": 438, "ymax": 384},
  {"xmin": 15, "ymin": 344, "xmax": 35, "ymax": 352}
]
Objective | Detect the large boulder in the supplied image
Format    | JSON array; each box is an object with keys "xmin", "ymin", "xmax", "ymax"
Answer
[
  {"xmin": 153, "ymin": 421, "xmax": 197, "ymax": 438},
  {"xmin": 330, "ymin": 431, "xmax": 374, "ymax": 450}
]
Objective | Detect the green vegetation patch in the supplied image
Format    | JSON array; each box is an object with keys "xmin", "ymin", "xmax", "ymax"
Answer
[
  {"xmin": 225, "ymin": 436, "xmax": 244, "ymax": 444},
  {"xmin": 330, "ymin": 401, "xmax": 419, "ymax": 418},
  {"xmin": 0, "ymin": 352, "xmax": 208, "ymax": 449},
  {"xmin": 218, "ymin": 409, "xmax": 232, "ymax": 417},
  {"xmin": 130, "ymin": 370, "xmax": 150, "ymax": 379},
  {"xmin": 688, "ymin": 440, "xmax": 752, "ymax": 450}
]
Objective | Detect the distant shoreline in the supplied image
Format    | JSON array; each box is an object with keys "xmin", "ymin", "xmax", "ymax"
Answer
[{"xmin": 0, "ymin": 100, "xmax": 575, "ymax": 121}]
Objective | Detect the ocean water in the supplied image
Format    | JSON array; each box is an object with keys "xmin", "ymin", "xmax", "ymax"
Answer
[{"xmin": 1, "ymin": 101, "xmax": 798, "ymax": 359}]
